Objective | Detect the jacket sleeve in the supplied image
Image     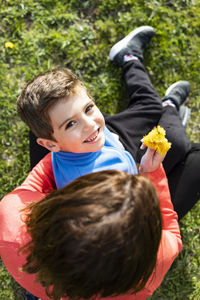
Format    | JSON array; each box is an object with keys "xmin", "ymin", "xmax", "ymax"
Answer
[
  {"xmin": 0, "ymin": 154, "xmax": 57, "ymax": 299},
  {"xmin": 0, "ymin": 153, "xmax": 56, "ymax": 297},
  {"xmin": 0, "ymin": 188, "xmax": 51, "ymax": 300},
  {"xmin": 15, "ymin": 153, "xmax": 56, "ymax": 194},
  {"xmin": 139, "ymin": 164, "xmax": 183, "ymax": 297}
]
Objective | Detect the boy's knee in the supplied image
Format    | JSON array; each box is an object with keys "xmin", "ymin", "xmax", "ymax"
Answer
[{"xmin": 163, "ymin": 132, "xmax": 191, "ymax": 174}]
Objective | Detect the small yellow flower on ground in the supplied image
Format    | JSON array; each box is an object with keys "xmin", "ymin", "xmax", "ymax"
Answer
[
  {"xmin": 143, "ymin": 126, "xmax": 172, "ymax": 155},
  {"xmin": 5, "ymin": 42, "xmax": 14, "ymax": 49}
]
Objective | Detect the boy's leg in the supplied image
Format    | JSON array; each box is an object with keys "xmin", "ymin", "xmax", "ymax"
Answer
[
  {"xmin": 105, "ymin": 59, "xmax": 162, "ymax": 163},
  {"xmin": 167, "ymin": 143, "xmax": 200, "ymax": 219},
  {"xmin": 158, "ymin": 81, "xmax": 191, "ymax": 174},
  {"xmin": 159, "ymin": 105, "xmax": 191, "ymax": 175},
  {"xmin": 106, "ymin": 26, "xmax": 163, "ymax": 162},
  {"xmin": 106, "ymin": 77, "xmax": 192, "ymax": 171},
  {"xmin": 106, "ymin": 76, "xmax": 199, "ymax": 219}
]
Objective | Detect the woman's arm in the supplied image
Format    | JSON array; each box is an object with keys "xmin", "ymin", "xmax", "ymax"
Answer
[
  {"xmin": 0, "ymin": 188, "xmax": 50, "ymax": 299},
  {"xmin": 15, "ymin": 153, "xmax": 56, "ymax": 194},
  {"xmin": 140, "ymin": 165, "xmax": 182, "ymax": 296},
  {"xmin": 0, "ymin": 153, "xmax": 56, "ymax": 298}
]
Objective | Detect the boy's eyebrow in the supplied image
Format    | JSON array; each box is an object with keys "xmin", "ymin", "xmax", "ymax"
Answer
[
  {"xmin": 58, "ymin": 117, "xmax": 71, "ymax": 129},
  {"xmin": 58, "ymin": 100, "xmax": 94, "ymax": 129}
]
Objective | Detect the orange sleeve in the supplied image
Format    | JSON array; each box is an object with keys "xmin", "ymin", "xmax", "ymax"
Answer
[
  {"xmin": 144, "ymin": 165, "xmax": 181, "ymax": 234},
  {"xmin": 139, "ymin": 165, "xmax": 182, "ymax": 296},
  {"xmin": 0, "ymin": 154, "xmax": 56, "ymax": 298},
  {"xmin": 0, "ymin": 187, "xmax": 51, "ymax": 299},
  {"xmin": 15, "ymin": 153, "xmax": 56, "ymax": 194}
]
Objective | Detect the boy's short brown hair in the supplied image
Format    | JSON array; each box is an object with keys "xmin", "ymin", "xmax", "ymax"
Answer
[
  {"xmin": 17, "ymin": 68, "xmax": 82, "ymax": 140},
  {"xmin": 21, "ymin": 170, "xmax": 162, "ymax": 300}
]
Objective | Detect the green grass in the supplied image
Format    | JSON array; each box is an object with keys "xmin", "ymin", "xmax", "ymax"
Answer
[{"xmin": 0, "ymin": 0, "xmax": 199, "ymax": 299}]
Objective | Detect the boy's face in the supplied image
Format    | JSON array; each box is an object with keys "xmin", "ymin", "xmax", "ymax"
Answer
[{"xmin": 41, "ymin": 86, "xmax": 105, "ymax": 153}]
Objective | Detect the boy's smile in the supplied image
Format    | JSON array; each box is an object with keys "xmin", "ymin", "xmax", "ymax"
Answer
[
  {"xmin": 46, "ymin": 86, "xmax": 105, "ymax": 153},
  {"xmin": 84, "ymin": 128, "xmax": 101, "ymax": 143}
]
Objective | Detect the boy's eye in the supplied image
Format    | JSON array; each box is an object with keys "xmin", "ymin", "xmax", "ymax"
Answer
[
  {"xmin": 85, "ymin": 104, "xmax": 94, "ymax": 113},
  {"xmin": 65, "ymin": 120, "xmax": 76, "ymax": 129}
]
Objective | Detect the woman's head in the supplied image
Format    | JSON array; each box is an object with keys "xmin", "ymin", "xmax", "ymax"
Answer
[{"xmin": 21, "ymin": 170, "xmax": 162, "ymax": 300}]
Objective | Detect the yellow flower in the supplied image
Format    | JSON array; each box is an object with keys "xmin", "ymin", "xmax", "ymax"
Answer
[
  {"xmin": 143, "ymin": 126, "xmax": 171, "ymax": 155},
  {"xmin": 5, "ymin": 42, "xmax": 14, "ymax": 49}
]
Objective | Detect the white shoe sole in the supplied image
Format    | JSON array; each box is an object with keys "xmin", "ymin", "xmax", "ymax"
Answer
[
  {"xmin": 109, "ymin": 25, "xmax": 155, "ymax": 61},
  {"xmin": 165, "ymin": 81, "xmax": 184, "ymax": 95},
  {"xmin": 165, "ymin": 81, "xmax": 190, "ymax": 106},
  {"xmin": 180, "ymin": 106, "xmax": 191, "ymax": 128}
]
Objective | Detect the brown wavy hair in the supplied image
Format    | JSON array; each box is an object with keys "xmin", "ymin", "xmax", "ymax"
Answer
[
  {"xmin": 21, "ymin": 170, "xmax": 162, "ymax": 300},
  {"xmin": 17, "ymin": 68, "xmax": 84, "ymax": 140}
]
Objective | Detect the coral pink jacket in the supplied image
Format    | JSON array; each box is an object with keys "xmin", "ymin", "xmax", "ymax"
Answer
[{"xmin": 0, "ymin": 153, "xmax": 182, "ymax": 300}]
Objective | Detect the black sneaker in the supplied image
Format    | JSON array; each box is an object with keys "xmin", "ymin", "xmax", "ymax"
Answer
[
  {"xmin": 163, "ymin": 80, "xmax": 190, "ymax": 109},
  {"xmin": 179, "ymin": 105, "xmax": 191, "ymax": 128},
  {"xmin": 109, "ymin": 25, "xmax": 156, "ymax": 66}
]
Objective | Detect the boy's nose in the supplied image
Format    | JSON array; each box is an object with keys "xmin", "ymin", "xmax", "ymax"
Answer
[{"xmin": 83, "ymin": 117, "xmax": 95, "ymax": 132}]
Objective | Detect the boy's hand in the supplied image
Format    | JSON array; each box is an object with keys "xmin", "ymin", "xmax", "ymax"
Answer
[{"xmin": 140, "ymin": 144, "xmax": 166, "ymax": 173}]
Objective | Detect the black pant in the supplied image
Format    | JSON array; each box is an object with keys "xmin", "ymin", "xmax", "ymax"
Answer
[{"xmin": 29, "ymin": 60, "xmax": 200, "ymax": 219}]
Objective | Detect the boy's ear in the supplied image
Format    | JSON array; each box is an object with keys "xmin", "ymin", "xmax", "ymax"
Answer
[{"xmin": 37, "ymin": 138, "xmax": 61, "ymax": 152}]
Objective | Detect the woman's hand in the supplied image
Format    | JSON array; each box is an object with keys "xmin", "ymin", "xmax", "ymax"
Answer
[{"xmin": 140, "ymin": 144, "xmax": 166, "ymax": 173}]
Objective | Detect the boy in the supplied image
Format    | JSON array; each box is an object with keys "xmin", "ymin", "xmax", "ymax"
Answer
[{"xmin": 18, "ymin": 26, "xmax": 200, "ymax": 218}]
